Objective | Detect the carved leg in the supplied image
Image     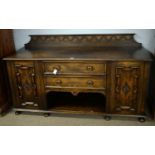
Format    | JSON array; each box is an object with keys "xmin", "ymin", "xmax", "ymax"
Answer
[
  {"xmin": 104, "ymin": 115, "xmax": 112, "ymax": 121},
  {"xmin": 43, "ymin": 113, "xmax": 50, "ymax": 117},
  {"xmin": 15, "ymin": 111, "xmax": 22, "ymax": 115},
  {"xmin": 138, "ymin": 117, "xmax": 145, "ymax": 123}
]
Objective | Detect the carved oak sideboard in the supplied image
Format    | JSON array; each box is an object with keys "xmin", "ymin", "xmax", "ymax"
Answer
[{"xmin": 3, "ymin": 34, "xmax": 154, "ymax": 121}]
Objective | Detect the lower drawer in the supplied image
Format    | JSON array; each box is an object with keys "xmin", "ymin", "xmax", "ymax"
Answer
[{"xmin": 44, "ymin": 76, "xmax": 106, "ymax": 90}]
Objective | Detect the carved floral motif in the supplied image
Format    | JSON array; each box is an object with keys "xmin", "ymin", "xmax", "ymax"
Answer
[
  {"xmin": 15, "ymin": 64, "xmax": 38, "ymax": 107},
  {"xmin": 114, "ymin": 65, "xmax": 141, "ymax": 112}
]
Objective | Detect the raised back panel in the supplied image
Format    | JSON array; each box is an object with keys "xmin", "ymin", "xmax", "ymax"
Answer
[{"xmin": 25, "ymin": 34, "xmax": 142, "ymax": 49}]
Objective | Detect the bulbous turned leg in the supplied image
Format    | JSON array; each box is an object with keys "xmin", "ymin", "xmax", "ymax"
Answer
[
  {"xmin": 104, "ymin": 115, "xmax": 112, "ymax": 121},
  {"xmin": 15, "ymin": 111, "xmax": 21, "ymax": 115},
  {"xmin": 138, "ymin": 117, "xmax": 145, "ymax": 123},
  {"xmin": 43, "ymin": 113, "xmax": 50, "ymax": 117}
]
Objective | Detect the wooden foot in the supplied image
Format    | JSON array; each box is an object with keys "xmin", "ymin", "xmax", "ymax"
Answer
[
  {"xmin": 44, "ymin": 113, "xmax": 50, "ymax": 117},
  {"xmin": 15, "ymin": 111, "xmax": 21, "ymax": 115},
  {"xmin": 138, "ymin": 117, "xmax": 145, "ymax": 123},
  {"xmin": 104, "ymin": 115, "xmax": 111, "ymax": 121}
]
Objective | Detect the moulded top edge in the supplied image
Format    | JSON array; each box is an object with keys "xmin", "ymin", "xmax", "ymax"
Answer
[{"xmin": 29, "ymin": 33, "xmax": 136, "ymax": 37}]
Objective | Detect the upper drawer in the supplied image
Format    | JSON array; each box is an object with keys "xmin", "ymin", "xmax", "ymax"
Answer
[{"xmin": 42, "ymin": 61, "xmax": 106, "ymax": 75}]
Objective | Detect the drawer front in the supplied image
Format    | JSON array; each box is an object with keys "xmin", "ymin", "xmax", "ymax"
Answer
[
  {"xmin": 43, "ymin": 61, "xmax": 106, "ymax": 75},
  {"xmin": 44, "ymin": 76, "xmax": 106, "ymax": 90}
]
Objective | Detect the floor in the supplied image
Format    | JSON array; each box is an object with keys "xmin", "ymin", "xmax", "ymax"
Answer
[{"xmin": 0, "ymin": 111, "xmax": 155, "ymax": 126}]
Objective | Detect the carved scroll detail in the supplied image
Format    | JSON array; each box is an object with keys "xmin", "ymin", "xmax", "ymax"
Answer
[
  {"xmin": 114, "ymin": 65, "xmax": 141, "ymax": 112},
  {"xmin": 122, "ymin": 82, "xmax": 130, "ymax": 95},
  {"xmin": 15, "ymin": 64, "xmax": 38, "ymax": 106},
  {"xmin": 25, "ymin": 34, "xmax": 142, "ymax": 49}
]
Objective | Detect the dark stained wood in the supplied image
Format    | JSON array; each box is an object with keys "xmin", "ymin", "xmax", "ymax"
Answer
[
  {"xmin": 3, "ymin": 47, "xmax": 153, "ymax": 61},
  {"xmin": 0, "ymin": 29, "xmax": 15, "ymax": 115},
  {"xmin": 47, "ymin": 92, "xmax": 106, "ymax": 114},
  {"xmin": 43, "ymin": 61, "xmax": 106, "ymax": 75},
  {"xmin": 151, "ymin": 52, "xmax": 155, "ymax": 120},
  {"xmin": 109, "ymin": 62, "xmax": 145, "ymax": 115},
  {"xmin": 7, "ymin": 61, "xmax": 40, "ymax": 110},
  {"xmin": 0, "ymin": 29, "xmax": 15, "ymax": 57},
  {"xmin": 25, "ymin": 34, "xmax": 142, "ymax": 49},
  {"xmin": 3, "ymin": 34, "xmax": 154, "ymax": 120}
]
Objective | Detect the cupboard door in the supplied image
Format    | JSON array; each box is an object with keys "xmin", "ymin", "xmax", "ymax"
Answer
[
  {"xmin": 109, "ymin": 62, "xmax": 145, "ymax": 115},
  {"xmin": 7, "ymin": 61, "xmax": 40, "ymax": 109}
]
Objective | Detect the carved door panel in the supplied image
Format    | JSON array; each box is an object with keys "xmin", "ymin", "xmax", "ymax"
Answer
[
  {"xmin": 8, "ymin": 61, "xmax": 40, "ymax": 109},
  {"xmin": 15, "ymin": 65, "xmax": 37, "ymax": 100},
  {"xmin": 109, "ymin": 62, "xmax": 144, "ymax": 115}
]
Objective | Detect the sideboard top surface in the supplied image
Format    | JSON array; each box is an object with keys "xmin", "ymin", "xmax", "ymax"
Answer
[
  {"xmin": 3, "ymin": 47, "xmax": 153, "ymax": 61},
  {"xmin": 3, "ymin": 34, "xmax": 154, "ymax": 61}
]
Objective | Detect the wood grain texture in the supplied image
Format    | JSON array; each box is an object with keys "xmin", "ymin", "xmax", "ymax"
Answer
[
  {"xmin": 3, "ymin": 47, "xmax": 153, "ymax": 61},
  {"xmin": 4, "ymin": 34, "xmax": 154, "ymax": 119},
  {"xmin": 25, "ymin": 34, "xmax": 142, "ymax": 49},
  {"xmin": 0, "ymin": 29, "xmax": 15, "ymax": 115},
  {"xmin": 109, "ymin": 62, "xmax": 144, "ymax": 115}
]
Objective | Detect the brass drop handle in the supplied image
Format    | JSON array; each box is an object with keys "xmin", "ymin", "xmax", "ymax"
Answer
[
  {"xmin": 87, "ymin": 80, "xmax": 94, "ymax": 87},
  {"xmin": 56, "ymin": 80, "xmax": 62, "ymax": 86},
  {"xmin": 87, "ymin": 66, "xmax": 94, "ymax": 71}
]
